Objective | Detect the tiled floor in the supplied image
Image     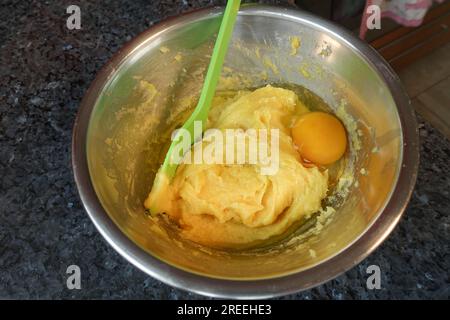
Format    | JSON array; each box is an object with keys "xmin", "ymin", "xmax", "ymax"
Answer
[{"xmin": 398, "ymin": 42, "xmax": 450, "ymax": 140}]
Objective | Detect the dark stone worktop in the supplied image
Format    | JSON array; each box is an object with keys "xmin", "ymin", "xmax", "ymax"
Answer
[{"xmin": 0, "ymin": 0, "xmax": 448, "ymax": 299}]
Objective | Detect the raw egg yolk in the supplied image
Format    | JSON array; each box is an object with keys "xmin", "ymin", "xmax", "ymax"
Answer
[{"xmin": 291, "ymin": 111, "xmax": 347, "ymax": 165}]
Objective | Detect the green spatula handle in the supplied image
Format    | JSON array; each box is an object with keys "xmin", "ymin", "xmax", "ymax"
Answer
[{"xmin": 161, "ymin": 0, "xmax": 241, "ymax": 179}]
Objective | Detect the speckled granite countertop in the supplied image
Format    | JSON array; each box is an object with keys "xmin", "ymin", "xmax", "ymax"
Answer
[{"xmin": 0, "ymin": 0, "xmax": 448, "ymax": 299}]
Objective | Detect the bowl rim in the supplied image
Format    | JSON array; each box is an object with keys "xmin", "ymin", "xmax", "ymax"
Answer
[{"xmin": 72, "ymin": 4, "xmax": 419, "ymax": 299}]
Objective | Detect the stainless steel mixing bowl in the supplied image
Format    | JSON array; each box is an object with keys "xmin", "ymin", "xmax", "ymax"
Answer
[{"xmin": 72, "ymin": 5, "xmax": 419, "ymax": 298}]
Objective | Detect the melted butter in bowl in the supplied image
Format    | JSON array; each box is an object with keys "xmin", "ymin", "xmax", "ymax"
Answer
[{"xmin": 144, "ymin": 84, "xmax": 359, "ymax": 250}]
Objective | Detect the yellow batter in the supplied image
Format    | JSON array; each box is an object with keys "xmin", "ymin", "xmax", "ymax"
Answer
[{"xmin": 145, "ymin": 86, "xmax": 328, "ymax": 248}]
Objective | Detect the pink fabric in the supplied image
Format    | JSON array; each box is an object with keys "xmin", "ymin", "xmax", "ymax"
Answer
[
  {"xmin": 359, "ymin": 0, "xmax": 443, "ymax": 39},
  {"xmin": 381, "ymin": 11, "xmax": 426, "ymax": 26},
  {"xmin": 405, "ymin": 0, "xmax": 432, "ymax": 10}
]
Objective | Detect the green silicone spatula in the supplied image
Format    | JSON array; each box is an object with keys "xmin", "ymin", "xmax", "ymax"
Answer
[{"xmin": 147, "ymin": 0, "xmax": 241, "ymax": 212}]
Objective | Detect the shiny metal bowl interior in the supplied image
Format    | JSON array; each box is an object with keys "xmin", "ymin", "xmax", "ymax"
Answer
[{"xmin": 72, "ymin": 5, "xmax": 419, "ymax": 298}]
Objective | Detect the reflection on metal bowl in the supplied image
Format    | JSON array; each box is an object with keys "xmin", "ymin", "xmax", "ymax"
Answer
[{"xmin": 72, "ymin": 5, "xmax": 419, "ymax": 298}]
